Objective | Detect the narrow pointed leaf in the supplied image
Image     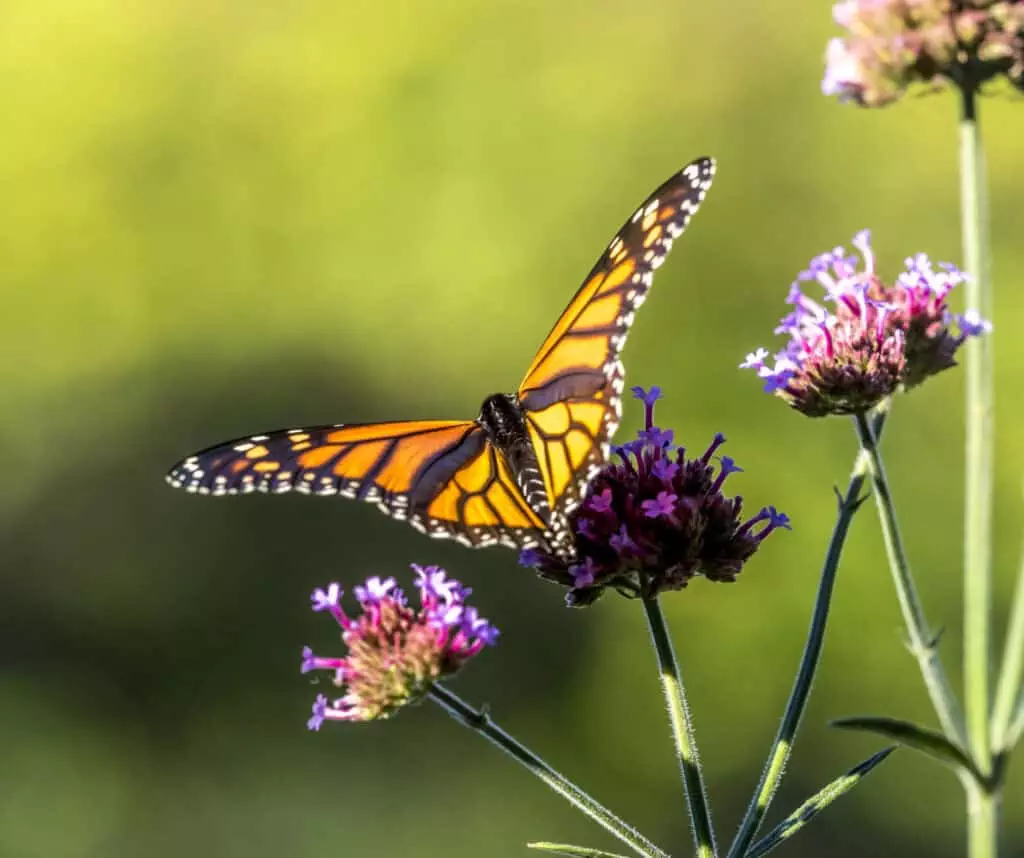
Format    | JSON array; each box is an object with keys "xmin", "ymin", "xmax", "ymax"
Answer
[
  {"xmin": 1012, "ymin": 694, "xmax": 1024, "ymax": 748},
  {"xmin": 992, "ymin": 534, "xmax": 1024, "ymax": 752},
  {"xmin": 745, "ymin": 747, "xmax": 895, "ymax": 858},
  {"xmin": 831, "ymin": 715, "xmax": 982, "ymax": 780},
  {"xmin": 528, "ymin": 843, "xmax": 631, "ymax": 858}
]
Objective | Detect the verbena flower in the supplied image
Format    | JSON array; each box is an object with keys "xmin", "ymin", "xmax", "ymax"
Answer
[
  {"xmin": 823, "ymin": 0, "xmax": 1024, "ymax": 107},
  {"xmin": 741, "ymin": 230, "xmax": 990, "ymax": 417},
  {"xmin": 303, "ymin": 565, "xmax": 497, "ymax": 727},
  {"xmin": 519, "ymin": 387, "xmax": 790, "ymax": 607}
]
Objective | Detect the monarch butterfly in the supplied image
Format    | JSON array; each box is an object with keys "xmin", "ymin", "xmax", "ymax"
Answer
[{"xmin": 167, "ymin": 157, "xmax": 716, "ymax": 557}]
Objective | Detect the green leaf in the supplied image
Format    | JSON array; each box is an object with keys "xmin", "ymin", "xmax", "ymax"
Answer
[
  {"xmin": 745, "ymin": 747, "xmax": 895, "ymax": 858},
  {"xmin": 831, "ymin": 715, "xmax": 982, "ymax": 780},
  {"xmin": 527, "ymin": 842, "xmax": 631, "ymax": 858}
]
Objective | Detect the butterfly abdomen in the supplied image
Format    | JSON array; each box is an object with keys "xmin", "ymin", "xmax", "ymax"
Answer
[{"xmin": 478, "ymin": 393, "xmax": 552, "ymax": 525}]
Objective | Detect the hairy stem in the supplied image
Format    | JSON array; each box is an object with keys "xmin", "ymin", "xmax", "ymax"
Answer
[
  {"xmin": 852, "ymin": 412, "xmax": 967, "ymax": 747},
  {"xmin": 642, "ymin": 596, "xmax": 717, "ymax": 858},
  {"xmin": 429, "ymin": 684, "xmax": 669, "ymax": 858}
]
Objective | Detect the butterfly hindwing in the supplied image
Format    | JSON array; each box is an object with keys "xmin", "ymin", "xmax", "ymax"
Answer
[
  {"xmin": 517, "ymin": 157, "xmax": 716, "ymax": 521},
  {"xmin": 419, "ymin": 439, "xmax": 548, "ymax": 549},
  {"xmin": 520, "ymin": 396, "xmax": 614, "ymax": 547},
  {"xmin": 167, "ymin": 419, "xmax": 548, "ymax": 549}
]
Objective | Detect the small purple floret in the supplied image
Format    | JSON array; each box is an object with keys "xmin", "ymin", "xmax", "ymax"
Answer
[
  {"xmin": 957, "ymin": 310, "xmax": 992, "ymax": 338},
  {"xmin": 652, "ymin": 458, "xmax": 680, "ymax": 482},
  {"xmin": 571, "ymin": 557, "xmax": 599, "ymax": 588},
  {"xmin": 301, "ymin": 646, "xmax": 317, "ymax": 674},
  {"xmin": 631, "ymin": 385, "xmax": 663, "ymax": 430},
  {"xmin": 631, "ymin": 385, "xmax": 662, "ymax": 407},
  {"xmin": 767, "ymin": 507, "xmax": 792, "ymax": 531},
  {"xmin": 719, "ymin": 457, "xmax": 742, "ymax": 477},
  {"xmin": 642, "ymin": 491, "xmax": 678, "ymax": 521},
  {"xmin": 311, "ymin": 583, "xmax": 342, "ymax": 611},
  {"xmin": 639, "ymin": 427, "xmax": 675, "ymax": 448},
  {"xmin": 609, "ymin": 525, "xmax": 637, "ymax": 556},
  {"xmin": 588, "ymin": 488, "xmax": 614, "ymax": 514},
  {"xmin": 740, "ymin": 348, "xmax": 770, "ymax": 369},
  {"xmin": 307, "ymin": 694, "xmax": 329, "ymax": 731},
  {"xmin": 354, "ymin": 576, "xmax": 401, "ymax": 606}
]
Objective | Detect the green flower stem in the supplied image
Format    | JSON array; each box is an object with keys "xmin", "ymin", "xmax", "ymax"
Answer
[
  {"xmin": 642, "ymin": 596, "xmax": 716, "ymax": 858},
  {"xmin": 966, "ymin": 780, "xmax": 998, "ymax": 858},
  {"xmin": 726, "ymin": 405, "xmax": 886, "ymax": 858},
  {"xmin": 959, "ymin": 84, "xmax": 995, "ymax": 783},
  {"xmin": 428, "ymin": 683, "xmax": 669, "ymax": 858},
  {"xmin": 852, "ymin": 411, "xmax": 968, "ymax": 749},
  {"xmin": 992, "ymin": 522, "xmax": 1024, "ymax": 753}
]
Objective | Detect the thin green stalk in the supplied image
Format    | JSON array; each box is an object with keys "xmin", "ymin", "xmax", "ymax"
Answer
[
  {"xmin": 966, "ymin": 780, "xmax": 999, "ymax": 858},
  {"xmin": 992, "ymin": 526, "xmax": 1024, "ymax": 753},
  {"xmin": 959, "ymin": 81, "xmax": 998, "ymax": 858},
  {"xmin": 959, "ymin": 83, "xmax": 995, "ymax": 780},
  {"xmin": 428, "ymin": 684, "xmax": 669, "ymax": 858},
  {"xmin": 642, "ymin": 596, "xmax": 716, "ymax": 858},
  {"xmin": 852, "ymin": 412, "xmax": 968, "ymax": 748},
  {"xmin": 726, "ymin": 405, "xmax": 885, "ymax": 858}
]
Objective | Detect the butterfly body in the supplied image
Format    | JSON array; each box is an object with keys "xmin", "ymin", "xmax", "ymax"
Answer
[
  {"xmin": 168, "ymin": 157, "xmax": 716, "ymax": 557},
  {"xmin": 478, "ymin": 391, "xmax": 552, "ymax": 532}
]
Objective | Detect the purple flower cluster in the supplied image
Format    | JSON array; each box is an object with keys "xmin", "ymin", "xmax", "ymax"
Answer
[
  {"xmin": 823, "ymin": 0, "xmax": 1024, "ymax": 107},
  {"xmin": 520, "ymin": 387, "xmax": 790, "ymax": 606},
  {"xmin": 303, "ymin": 565, "xmax": 498, "ymax": 727},
  {"xmin": 742, "ymin": 231, "xmax": 990, "ymax": 417}
]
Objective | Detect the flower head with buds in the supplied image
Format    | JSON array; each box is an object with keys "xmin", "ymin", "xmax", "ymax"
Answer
[
  {"xmin": 520, "ymin": 387, "xmax": 790, "ymax": 607},
  {"xmin": 303, "ymin": 565, "xmax": 497, "ymax": 727},
  {"xmin": 742, "ymin": 231, "xmax": 990, "ymax": 417},
  {"xmin": 823, "ymin": 0, "xmax": 1024, "ymax": 107}
]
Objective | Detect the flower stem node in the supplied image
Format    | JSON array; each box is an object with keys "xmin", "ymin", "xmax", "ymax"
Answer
[
  {"xmin": 742, "ymin": 231, "xmax": 990, "ymax": 417},
  {"xmin": 519, "ymin": 387, "xmax": 789, "ymax": 606},
  {"xmin": 303, "ymin": 565, "xmax": 497, "ymax": 727}
]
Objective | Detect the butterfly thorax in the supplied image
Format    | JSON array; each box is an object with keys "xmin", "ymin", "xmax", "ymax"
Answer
[{"xmin": 478, "ymin": 393, "xmax": 552, "ymax": 525}]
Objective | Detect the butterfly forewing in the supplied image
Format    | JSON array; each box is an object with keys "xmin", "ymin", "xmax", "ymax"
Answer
[
  {"xmin": 517, "ymin": 157, "xmax": 716, "ymax": 524},
  {"xmin": 166, "ymin": 419, "xmax": 550, "ymax": 549}
]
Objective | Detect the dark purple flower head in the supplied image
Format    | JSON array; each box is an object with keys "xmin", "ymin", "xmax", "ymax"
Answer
[
  {"xmin": 519, "ymin": 387, "xmax": 789, "ymax": 606},
  {"xmin": 822, "ymin": 1, "xmax": 1024, "ymax": 108},
  {"xmin": 301, "ymin": 565, "xmax": 497, "ymax": 726},
  {"xmin": 742, "ymin": 231, "xmax": 990, "ymax": 417}
]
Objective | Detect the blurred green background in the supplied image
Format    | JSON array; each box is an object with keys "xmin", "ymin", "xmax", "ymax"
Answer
[{"xmin": 2, "ymin": 1, "xmax": 1022, "ymax": 856}]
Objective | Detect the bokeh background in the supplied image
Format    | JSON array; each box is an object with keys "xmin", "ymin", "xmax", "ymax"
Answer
[{"xmin": 2, "ymin": 1, "xmax": 1022, "ymax": 856}]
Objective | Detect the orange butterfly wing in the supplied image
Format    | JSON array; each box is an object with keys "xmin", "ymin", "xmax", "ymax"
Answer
[
  {"xmin": 517, "ymin": 157, "xmax": 716, "ymax": 520},
  {"xmin": 166, "ymin": 158, "xmax": 715, "ymax": 555},
  {"xmin": 166, "ymin": 420, "xmax": 547, "ymax": 549}
]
